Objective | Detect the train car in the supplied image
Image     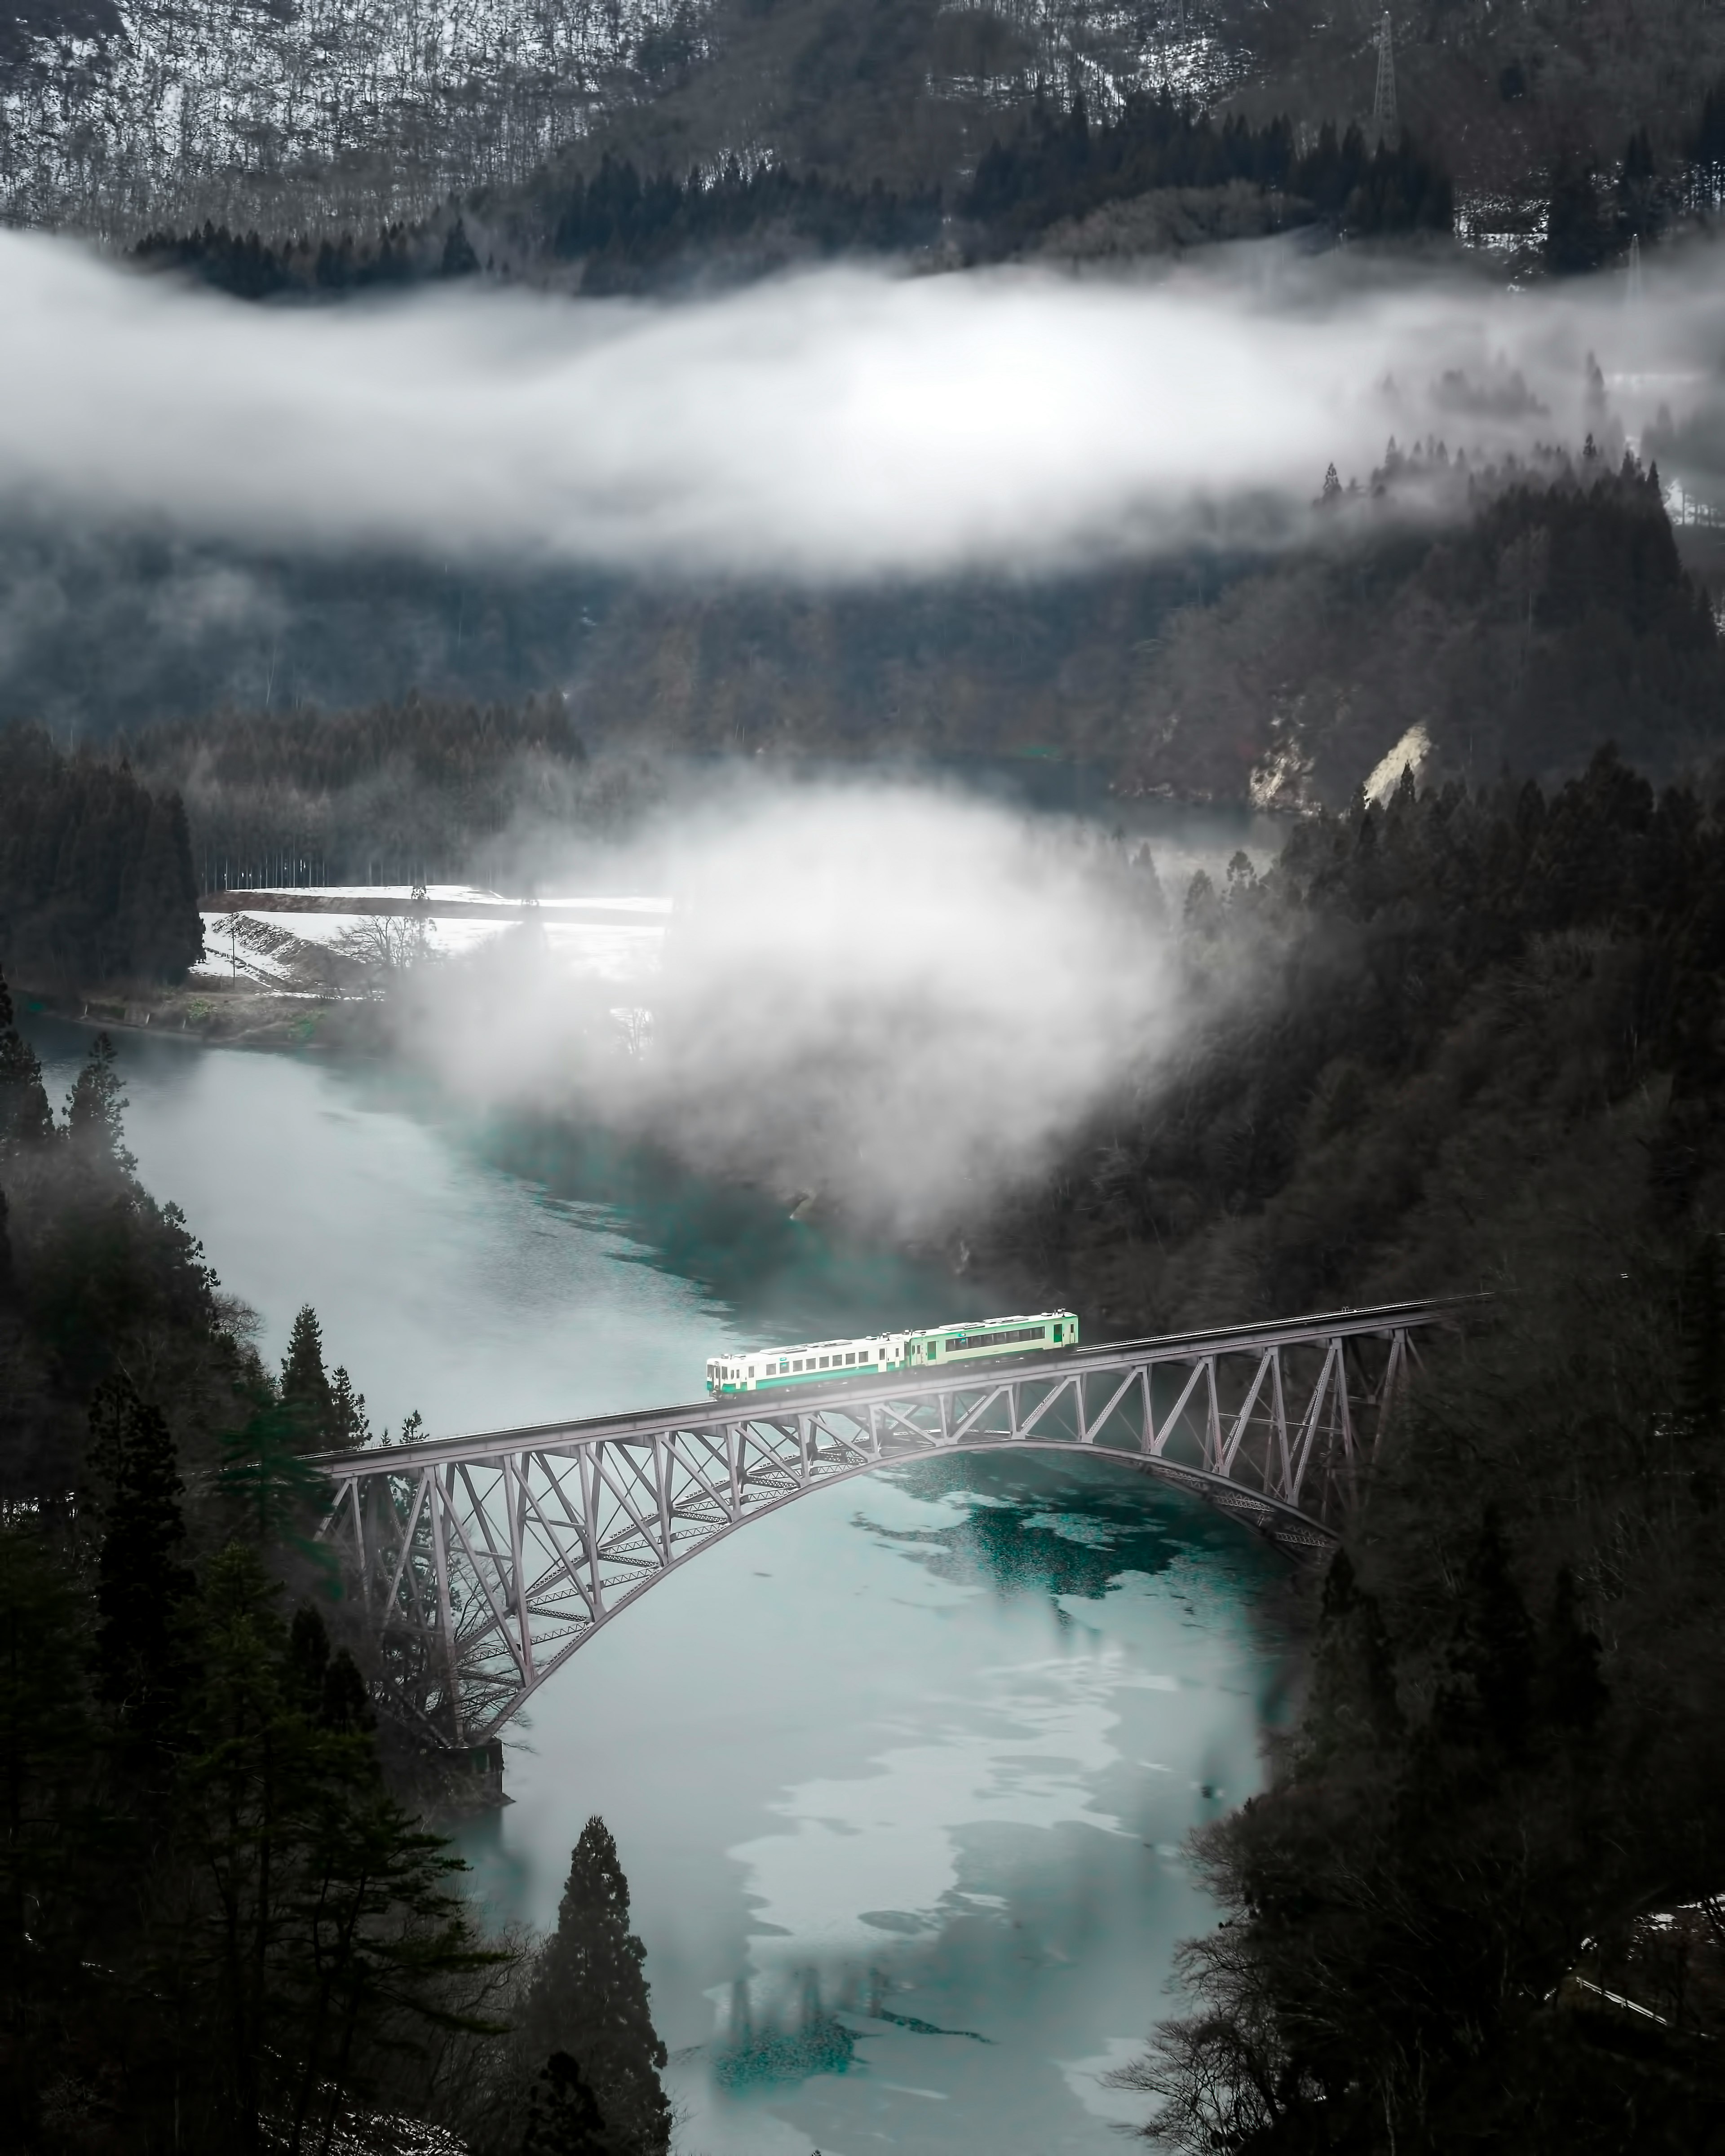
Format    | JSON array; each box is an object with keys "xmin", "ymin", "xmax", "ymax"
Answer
[{"xmin": 704, "ymin": 1311, "xmax": 1079, "ymax": 1396}]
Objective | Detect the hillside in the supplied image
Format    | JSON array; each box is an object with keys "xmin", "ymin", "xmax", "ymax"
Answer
[{"xmin": 7, "ymin": 0, "xmax": 1725, "ymax": 250}]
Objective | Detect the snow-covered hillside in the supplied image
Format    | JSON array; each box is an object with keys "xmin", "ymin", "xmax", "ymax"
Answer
[
  {"xmin": 0, "ymin": 0, "xmax": 1241, "ymax": 240},
  {"xmin": 0, "ymin": 0, "xmax": 697, "ymax": 235}
]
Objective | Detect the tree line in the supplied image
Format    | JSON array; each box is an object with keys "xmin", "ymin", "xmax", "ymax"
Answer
[
  {"xmin": 118, "ymin": 692, "xmax": 629, "ymax": 897},
  {"xmin": 1543, "ymin": 65, "xmax": 1725, "ymax": 270},
  {"xmin": 969, "ymin": 745, "xmax": 1725, "ymax": 2143},
  {"xmin": 543, "ymin": 153, "xmax": 943, "ymax": 291},
  {"xmin": 133, "ymin": 217, "xmax": 487, "ymax": 300},
  {"xmin": 964, "ymin": 92, "xmax": 1454, "ymax": 243},
  {"xmin": 0, "ymin": 974, "xmax": 676, "ymax": 2153},
  {"xmin": 129, "ymin": 91, "xmax": 1457, "ymax": 305},
  {"xmin": 0, "ymin": 725, "xmax": 203, "ymax": 988},
  {"xmin": 1112, "ymin": 451, "xmax": 1722, "ymax": 809}
]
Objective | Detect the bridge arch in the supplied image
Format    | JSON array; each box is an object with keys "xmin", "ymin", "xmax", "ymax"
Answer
[{"xmin": 315, "ymin": 1299, "xmax": 1476, "ymax": 1747}]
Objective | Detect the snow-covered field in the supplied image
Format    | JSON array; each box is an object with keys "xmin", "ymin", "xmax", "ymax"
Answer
[{"xmin": 191, "ymin": 887, "xmax": 667, "ymax": 987}]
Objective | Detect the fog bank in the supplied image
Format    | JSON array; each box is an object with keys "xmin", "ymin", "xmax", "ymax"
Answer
[
  {"xmin": 390, "ymin": 777, "xmax": 1189, "ymax": 1235},
  {"xmin": 2, "ymin": 233, "xmax": 1720, "ymax": 581}
]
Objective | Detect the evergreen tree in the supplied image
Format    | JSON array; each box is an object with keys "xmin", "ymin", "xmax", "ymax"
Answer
[
  {"xmin": 1545, "ymin": 160, "xmax": 1611, "ymax": 274},
  {"xmin": 281, "ymin": 1304, "xmax": 335, "ymax": 1451},
  {"xmin": 0, "ymin": 729, "xmax": 203, "ymax": 985},
  {"xmin": 1306, "ymin": 1547, "xmax": 1402, "ymax": 1754},
  {"xmin": 1679, "ymin": 1233, "xmax": 1724, "ymax": 1437},
  {"xmin": 0, "ymin": 969, "xmax": 53, "ymax": 1157},
  {"xmin": 328, "ymin": 1366, "xmax": 371, "ymax": 1448},
  {"xmin": 523, "ymin": 2052, "xmax": 609, "ymax": 2155},
  {"xmin": 1433, "ymin": 1508, "xmax": 1536, "ymax": 1756},
  {"xmin": 65, "ymin": 1033, "xmax": 137, "ymax": 1180},
  {"xmin": 186, "ymin": 1546, "xmax": 504, "ymax": 2156},
  {"xmin": 0, "ymin": 1524, "xmax": 94, "ymax": 2132},
  {"xmin": 284, "ymin": 1601, "xmax": 374, "ymax": 1734},
  {"xmin": 220, "ymin": 1384, "xmax": 332, "ymax": 1551},
  {"xmin": 441, "ymin": 219, "xmax": 480, "ymax": 277},
  {"xmin": 95, "ymin": 1378, "xmax": 195, "ymax": 1747},
  {"xmin": 518, "ymin": 1818, "xmax": 671, "ymax": 2156},
  {"xmin": 1536, "ymin": 1567, "xmax": 1607, "ymax": 1733}
]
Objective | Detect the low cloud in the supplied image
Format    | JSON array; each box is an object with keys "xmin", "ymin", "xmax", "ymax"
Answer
[
  {"xmin": 3, "ymin": 233, "xmax": 1722, "ymax": 581},
  {"xmin": 391, "ymin": 776, "xmax": 1188, "ymax": 1235}
]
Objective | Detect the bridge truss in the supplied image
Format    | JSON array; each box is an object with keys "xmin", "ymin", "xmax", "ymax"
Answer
[{"xmin": 315, "ymin": 1298, "xmax": 1474, "ymax": 1745}]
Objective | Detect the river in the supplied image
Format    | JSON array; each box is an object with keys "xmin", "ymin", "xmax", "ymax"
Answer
[{"xmin": 26, "ymin": 1012, "xmax": 1293, "ymax": 2156}]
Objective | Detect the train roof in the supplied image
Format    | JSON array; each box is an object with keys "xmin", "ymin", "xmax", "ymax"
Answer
[{"xmin": 710, "ymin": 1310, "xmax": 1075, "ymax": 1359}]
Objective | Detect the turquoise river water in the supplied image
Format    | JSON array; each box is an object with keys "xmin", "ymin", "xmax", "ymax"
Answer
[{"xmin": 27, "ymin": 1015, "xmax": 1293, "ymax": 2156}]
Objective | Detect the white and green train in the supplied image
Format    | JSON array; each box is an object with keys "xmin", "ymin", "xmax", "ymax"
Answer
[{"xmin": 704, "ymin": 1310, "xmax": 1079, "ymax": 1397}]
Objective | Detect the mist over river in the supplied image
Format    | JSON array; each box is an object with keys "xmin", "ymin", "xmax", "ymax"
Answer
[{"xmin": 25, "ymin": 1012, "xmax": 1294, "ymax": 2156}]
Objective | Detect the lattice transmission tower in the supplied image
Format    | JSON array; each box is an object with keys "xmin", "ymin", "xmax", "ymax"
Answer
[{"xmin": 1372, "ymin": 10, "xmax": 1397, "ymax": 135}]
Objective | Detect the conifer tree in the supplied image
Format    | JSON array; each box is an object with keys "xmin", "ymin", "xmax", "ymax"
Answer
[
  {"xmin": 1433, "ymin": 1507, "xmax": 1535, "ymax": 1756},
  {"xmin": 518, "ymin": 1817, "xmax": 671, "ymax": 2156},
  {"xmin": 95, "ymin": 1379, "xmax": 195, "ymax": 1746},
  {"xmin": 0, "ymin": 970, "xmax": 53, "ymax": 1157},
  {"xmin": 1537, "ymin": 1567, "xmax": 1607, "ymax": 1733},
  {"xmin": 220, "ymin": 1385, "xmax": 331, "ymax": 1550},
  {"xmin": 1306, "ymin": 1547, "xmax": 1402, "ymax": 1754},
  {"xmin": 523, "ymin": 2052, "xmax": 609, "ymax": 2155},
  {"xmin": 65, "ymin": 1033, "xmax": 137, "ymax": 1179},
  {"xmin": 281, "ymin": 1305, "xmax": 335, "ymax": 1451},
  {"xmin": 328, "ymin": 1367, "xmax": 371, "ymax": 1448}
]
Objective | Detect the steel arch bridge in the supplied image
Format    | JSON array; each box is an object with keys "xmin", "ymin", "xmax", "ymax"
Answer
[{"xmin": 314, "ymin": 1297, "xmax": 1477, "ymax": 1747}]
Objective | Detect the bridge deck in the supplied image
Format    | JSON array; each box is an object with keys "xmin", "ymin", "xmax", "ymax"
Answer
[
  {"xmin": 310, "ymin": 1295, "xmax": 1485, "ymax": 1476},
  {"xmin": 313, "ymin": 1294, "xmax": 1485, "ymax": 1745}
]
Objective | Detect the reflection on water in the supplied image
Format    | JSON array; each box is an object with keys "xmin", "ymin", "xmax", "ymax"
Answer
[
  {"xmin": 20, "ymin": 1014, "xmax": 1292, "ymax": 2155},
  {"xmin": 469, "ymin": 1449, "xmax": 1288, "ymax": 2156}
]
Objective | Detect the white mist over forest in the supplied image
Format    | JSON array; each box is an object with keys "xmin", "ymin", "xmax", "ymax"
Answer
[
  {"xmin": 3, "ymin": 230, "xmax": 1723, "ymax": 579},
  {"xmin": 389, "ymin": 777, "xmax": 1190, "ymax": 1234}
]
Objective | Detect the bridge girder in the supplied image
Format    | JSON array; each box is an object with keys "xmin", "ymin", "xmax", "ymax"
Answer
[{"xmin": 315, "ymin": 1299, "xmax": 1475, "ymax": 1746}]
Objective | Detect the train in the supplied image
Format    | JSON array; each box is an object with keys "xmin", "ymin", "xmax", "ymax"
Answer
[{"xmin": 704, "ymin": 1310, "xmax": 1080, "ymax": 1396}]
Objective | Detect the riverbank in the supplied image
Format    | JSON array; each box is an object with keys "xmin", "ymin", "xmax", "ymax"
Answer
[{"xmin": 12, "ymin": 975, "xmax": 377, "ymax": 1055}]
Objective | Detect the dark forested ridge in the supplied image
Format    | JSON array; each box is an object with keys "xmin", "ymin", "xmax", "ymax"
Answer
[
  {"xmin": 119, "ymin": 692, "xmax": 658, "ymax": 892},
  {"xmin": 963, "ymin": 749, "xmax": 1725, "ymax": 2143},
  {"xmin": 0, "ymin": 980, "xmax": 676, "ymax": 2152},
  {"xmin": 995, "ymin": 743, "xmax": 1725, "ymax": 1329},
  {"xmin": 129, "ymin": 93, "xmax": 1455, "ymax": 304},
  {"xmin": 1119, "ymin": 451, "xmax": 1725, "ymax": 807},
  {"xmin": 0, "ymin": 726, "xmax": 202, "ymax": 987},
  {"xmin": 964, "ymin": 94, "xmax": 1452, "ymax": 247},
  {"xmin": 9, "ymin": 461, "xmax": 1721, "ymax": 934}
]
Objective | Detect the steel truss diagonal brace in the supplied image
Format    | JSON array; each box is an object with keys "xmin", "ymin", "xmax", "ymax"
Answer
[{"xmin": 315, "ymin": 1295, "xmax": 1481, "ymax": 1745}]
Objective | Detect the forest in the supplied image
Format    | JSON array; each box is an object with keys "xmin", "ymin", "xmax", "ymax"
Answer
[
  {"xmin": 957, "ymin": 747, "xmax": 1725, "ymax": 2144},
  {"xmin": 12, "ymin": 0, "xmax": 1725, "ymax": 2145},
  {"xmin": 12, "ymin": 0, "xmax": 1725, "ymax": 253},
  {"xmin": 962, "ymin": 93, "xmax": 1453, "ymax": 247},
  {"xmin": 0, "ymin": 728, "xmax": 203, "ymax": 988},
  {"xmin": 0, "ymin": 981, "xmax": 679, "ymax": 2152},
  {"xmin": 1107, "ymin": 451, "xmax": 1725, "ymax": 808},
  {"xmin": 130, "ymin": 91, "xmax": 1459, "ymax": 306},
  {"xmin": 117, "ymin": 693, "xmax": 636, "ymax": 895}
]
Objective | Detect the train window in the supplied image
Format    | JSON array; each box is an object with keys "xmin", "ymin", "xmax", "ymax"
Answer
[{"xmin": 818, "ymin": 1356, "xmax": 829, "ymax": 1368}]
